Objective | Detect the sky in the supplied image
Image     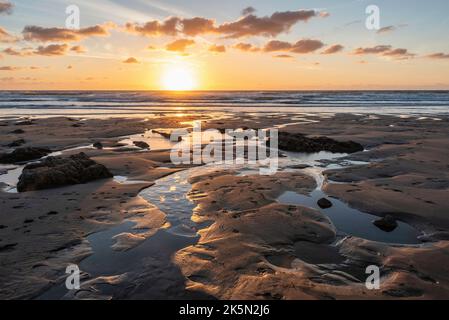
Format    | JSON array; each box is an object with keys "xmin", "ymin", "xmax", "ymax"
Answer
[{"xmin": 0, "ymin": 0, "xmax": 449, "ymax": 90}]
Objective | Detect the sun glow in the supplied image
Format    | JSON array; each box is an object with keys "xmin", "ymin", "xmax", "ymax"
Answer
[{"xmin": 162, "ymin": 65, "xmax": 197, "ymax": 91}]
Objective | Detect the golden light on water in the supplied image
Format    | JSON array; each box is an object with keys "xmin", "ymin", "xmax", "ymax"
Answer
[{"xmin": 162, "ymin": 64, "xmax": 197, "ymax": 91}]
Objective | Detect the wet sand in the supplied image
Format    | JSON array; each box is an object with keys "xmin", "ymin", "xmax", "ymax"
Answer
[{"xmin": 1, "ymin": 112, "xmax": 449, "ymax": 299}]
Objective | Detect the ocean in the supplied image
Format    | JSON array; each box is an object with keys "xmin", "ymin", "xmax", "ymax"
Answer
[{"xmin": 0, "ymin": 90, "xmax": 448, "ymax": 117}]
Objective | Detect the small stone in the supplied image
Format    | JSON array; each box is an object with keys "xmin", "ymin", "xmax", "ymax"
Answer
[
  {"xmin": 93, "ymin": 142, "xmax": 103, "ymax": 149},
  {"xmin": 317, "ymin": 198, "xmax": 333, "ymax": 209},
  {"xmin": 7, "ymin": 139, "xmax": 26, "ymax": 147},
  {"xmin": 373, "ymin": 215, "xmax": 398, "ymax": 232},
  {"xmin": 10, "ymin": 129, "xmax": 25, "ymax": 134},
  {"xmin": 133, "ymin": 141, "xmax": 150, "ymax": 149}
]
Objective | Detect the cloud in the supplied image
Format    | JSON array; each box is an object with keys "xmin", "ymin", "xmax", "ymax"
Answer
[
  {"xmin": 233, "ymin": 42, "xmax": 260, "ymax": 52},
  {"xmin": 377, "ymin": 24, "xmax": 407, "ymax": 34},
  {"xmin": 181, "ymin": 17, "xmax": 216, "ymax": 36},
  {"xmin": 125, "ymin": 17, "xmax": 180, "ymax": 37},
  {"xmin": 0, "ymin": 1, "xmax": 13, "ymax": 15},
  {"xmin": 217, "ymin": 10, "xmax": 323, "ymax": 38},
  {"xmin": 242, "ymin": 7, "xmax": 256, "ymax": 16},
  {"xmin": 209, "ymin": 44, "xmax": 226, "ymax": 53},
  {"xmin": 2, "ymin": 47, "xmax": 33, "ymax": 56},
  {"xmin": 274, "ymin": 54, "xmax": 293, "ymax": 58},
  {"xmin": 425, "ymin": 52, "xmax": 449, "ymax": 59},
  {"xmin": 34, "ymin": 44, "xmax": 69, "ymax": 56},
  {"xmin": 123, "ymin": 57, "xmax": 139, "ymax": 63},
  {"xmin": 263, "ymin": 40, "xmax": 293, "ymax": 52},
  {"xmin": 0, "ymin": 66, "xmax": 20, "ymax": 71},
  {"xmin": 166, "ymin": 39, "xmax": 195, "ymax": 52},
  {"xmin": 377, "ymin": 26, "xmax": 396, "ymax": 34},
  {"xmin": 382, "ymin": 48, "xmax": 414, "ymax": 59},
  {"xmin": 0, "ymin": 27, "xmax": 17, "ymax": 43},
  {"xmin": 23, "ymin": 23, "xmax": 114, "ymax": 42},
  {"xmin": 126, "ymin": 9, "xmax": 326, "ymax": 39},
  {"xmin": 353, "ymin": 45, "xmax": 392, "ymax": 55},
  {"xmin": 321, "ymin": 44, "xmax": 344, "ymax": 54},
  {"xmin": 263, "ymin": 39, "xmax": 324, "ymax": 54},
  {"xmin": 70, "ymin": 45, "xmax": 87, "ymax": 53},
  {"xmin": 353, "ymin": 45, "xmax": 414, "ymax": 59}
]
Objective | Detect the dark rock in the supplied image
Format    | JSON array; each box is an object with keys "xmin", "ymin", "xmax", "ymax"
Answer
[
  {"xmin": 0, "ymin": 147, "xmax": 51, "ymax": 164},
  {"xmin": 133, "ymin": 141, "xmax": 150, "ymax": 149},
  {"xmin": 7, "ymin": 139, "xmax": 26, "ymax": 147},
  {"xmin": 0, "ymin": 243, "xmax": 18, "ymax": 252},
  {"xmin": 373, "ymin": 215, "xmax": 398, "ymax": 232},
  {"xmin": 317, "ymin": 198, "xmax": 333, "ymax": 209},
  {"xmin": 93, "ymin": 142, "xmax": 103, "ymax": 149},
  {"xmin": 276, "ymin": 132, "xmax": 364, "ymax": 154},
  {"xmin": 17, "ymin": 152, "xmax": 113, "ymax": 192},
  {"xmin": 15, "ymin": 120, "xmax": 34, "ymax": 126},
  {"xmin": 290, "ymin": 164, "xmax": 311, "ymax": 169},
  {"xmin": 153, "ymin": 130, "xmax": 182, "ymax": 142},
  {"xmin": 10, "ymin": 129, "xmax": 25, "ymax": 134}
]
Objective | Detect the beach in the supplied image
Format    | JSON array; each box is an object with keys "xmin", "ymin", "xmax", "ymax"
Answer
[{"xmin": 1, "ymin": 98, "xmax": 449, "ymax": 299}]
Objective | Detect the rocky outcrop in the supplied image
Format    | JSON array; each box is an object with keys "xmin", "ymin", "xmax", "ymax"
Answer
[
  {"xmin": 9, "ymin": 129, "xmax": 25, "ymax": 134},
  {"xmin": 373, "ymin": 215, "xmax": 398, "ymax": 232},
  {"xmin": 7, "ymin": 139, "xmax": 26, "ymax": 148},
  {"xmin": 277, "ymin": 132, "xmax": 364, "ymax": 154},
  {"xmin": 133, "ymin": 141, "xmax": 150, "ymax": 149},
  {"xmin": 17, "ymin": 152, "xmax": 112, "ymax": 192},
  {"xmin": 0, "ymin": 147, "xmax": 51, "ymax": 164}
]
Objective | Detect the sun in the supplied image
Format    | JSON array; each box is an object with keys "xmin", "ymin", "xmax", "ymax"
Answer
[{"xmin": 162, "ymin": 65, "xmax": 197, "ymax": 91}]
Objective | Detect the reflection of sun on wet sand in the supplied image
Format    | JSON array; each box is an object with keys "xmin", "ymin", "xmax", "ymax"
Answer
[{"xmin": 1, "ymin": 112, "xmax": 449, "ymax": 299}]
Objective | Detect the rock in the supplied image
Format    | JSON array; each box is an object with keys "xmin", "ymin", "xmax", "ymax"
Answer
[
  {"xmin": 153, "ymin": 130, "xmax": 183, "ymax": 142},
  {"xmin": 290, "ymin": 164, "xmax": 311, "ymax": 169},
  {"xmin": 276, "ymin": 132, "xmax": 364, "ymax": 154},
  {"xmin": 17, "ymin": 152, "xmax": 113, "ymax": 192},
  {"xmin": 10, "ymin": 129, "xmax": 25, "ymax": 134},
  {"xmin": 93, "ymin": 142, "xmax": 103, "ymax": 149},
  {"xmin": 15, "ymin": 120, "xmax": 34, "ymax": 126},
  {"xmin": 7, "ymin": 139, "xmax": 26, "ymax": 147},
  {"xmin": 133, "ymin": 141, "xmax": 150, "ymax": 149},
  {"xmin": 317, "ymin": 198, "xmax": 333, "ymax": 209},
  {"xmin": 373, "ymin": 215, "xmax": 398, "ymax": 232},
  {"xmin": 0, "ymin": 147, "xmax": 51, "ymax": 164}
]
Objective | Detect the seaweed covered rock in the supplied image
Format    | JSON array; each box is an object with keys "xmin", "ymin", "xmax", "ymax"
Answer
[
  {"xmin": 0, "ymin": 147, "xmax": 50, "ymax": 164},
  {"xmin": 17, "ymin": 152, "xmax": 112, "ymax": 192},
  {"xmin": 277, "ymin": 132, "xmax": 364, "ymax": 154}
]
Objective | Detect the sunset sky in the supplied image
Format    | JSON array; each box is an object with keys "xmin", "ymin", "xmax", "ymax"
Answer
[{"xmin": 1, "ymin": 0, "xmax": 449, "ymax": 90}]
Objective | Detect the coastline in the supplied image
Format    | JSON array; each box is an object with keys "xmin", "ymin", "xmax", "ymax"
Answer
[{"xmin": 1, "ymin": 111, "xmax": 449, "ymax": 299}]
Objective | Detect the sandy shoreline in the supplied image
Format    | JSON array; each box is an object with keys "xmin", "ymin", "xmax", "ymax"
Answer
[{"xmin": 1, "ymin": 112, "xmax": 449, "ymax": 299}]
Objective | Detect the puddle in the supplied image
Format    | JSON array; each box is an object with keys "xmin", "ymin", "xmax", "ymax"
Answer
[
  {"xmin": 277, "ymin": 189, "xmax": 421, "ymax": 244},
  {"xmin": 277, "ymin": 151, "xmax": 422, "ymax": 244},
  {"xmin": 39, "ymin": 166, "xmax": 213, "ymax": 299},
  {"xmin": 117, "ymin": 129, "xmax": 185, "ymax": 151},
  {"xmin": 113, "ymin": 176, "xmax": 150, "ymax": 185}
]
